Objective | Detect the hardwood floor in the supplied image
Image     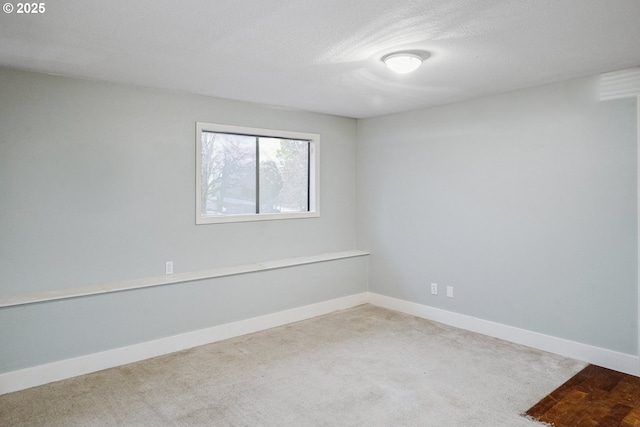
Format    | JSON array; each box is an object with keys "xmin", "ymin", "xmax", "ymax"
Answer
[{"xmin": 526, "ymin": 364, "xmax": 640, "ymax": 427}]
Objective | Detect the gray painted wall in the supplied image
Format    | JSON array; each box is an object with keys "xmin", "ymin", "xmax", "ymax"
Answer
[
  {"xmin": 357, "ymin": 76, "xmax": 637, "ymax": 354},
  {"xmin": 1, "ymin": 66, "xmax": 637, "ymax": 373},
  {"xmin": 0, "ymin": 68, "xmax": 364, "ymax": 372},
  {"xmin": 0, "ymin": 258, "xmax": 367, "ymax": 372}
]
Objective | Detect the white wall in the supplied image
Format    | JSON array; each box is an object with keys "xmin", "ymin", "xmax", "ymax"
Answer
[
  {"xmin": 0, "ymin": 67, "xmax": 365, "ymax": 373},
  {"xmin": 357, "ymin": 76, "xmax": 637, "ymax": 355}
]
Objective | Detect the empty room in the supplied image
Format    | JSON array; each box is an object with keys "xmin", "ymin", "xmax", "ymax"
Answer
[{"xmin": 1, "ymin": 1, "xmax": 640, "ymax": 426}]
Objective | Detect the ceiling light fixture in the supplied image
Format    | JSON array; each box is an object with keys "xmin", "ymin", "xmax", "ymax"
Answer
[{"xmin": 382, "ymin": 51, "xmax": 428, "ymax": 74}]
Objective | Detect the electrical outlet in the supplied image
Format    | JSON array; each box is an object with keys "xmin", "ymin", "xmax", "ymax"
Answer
[
  {"xmin": 431, "ymin": 283, "xmax": 438, "ymax": 295},
  {"xmin": 165, "ymin": 261, "xmax": 173, "ymax": 275},
  {"xmin": 446, "ymin": 286, "xmax": 453, "ymax": 298}
]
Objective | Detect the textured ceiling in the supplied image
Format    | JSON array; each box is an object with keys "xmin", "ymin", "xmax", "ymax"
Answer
[{"xmin": 1, "ymin": 0, "xmax": 640, "ymax": 118}]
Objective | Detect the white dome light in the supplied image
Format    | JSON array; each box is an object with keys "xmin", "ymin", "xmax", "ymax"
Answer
[{"xmin": 382, "ymin": 53, "xmax": 423, "ymax": 74}]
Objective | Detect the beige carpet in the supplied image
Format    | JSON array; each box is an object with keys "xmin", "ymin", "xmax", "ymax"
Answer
[{"xmin": 0, "ymin": 304, "xmax": 585, "ymax": 426}]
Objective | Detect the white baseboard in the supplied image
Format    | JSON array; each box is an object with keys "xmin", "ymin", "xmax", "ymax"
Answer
[
  {"xmin": 367, "ymin": 292, "xmax": 640, "ymax": 376},
  {"xmin": 0, "ymin": 293, "xmax": 368, "ymax": 395},
  {"xmin": 3, "ymin": 291, "xmax": 637, "ymax": 396}
]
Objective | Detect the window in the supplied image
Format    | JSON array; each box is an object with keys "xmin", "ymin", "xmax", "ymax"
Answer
[{"xmin": 196, "ymin": 122, "xmax": 319, "ymax": 224}]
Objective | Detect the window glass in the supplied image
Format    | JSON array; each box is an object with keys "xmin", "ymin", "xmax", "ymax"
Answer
[
  {"xmin": 196, "ymin": 123, "xmax": 319, "ymax": 224},
  {"xmin": 259, "ymin": 138, "xmax": 309, "ymax": 214},
  {"xmin": 200, "ymin": 132, "xmax": 256, "ymax": 216}
]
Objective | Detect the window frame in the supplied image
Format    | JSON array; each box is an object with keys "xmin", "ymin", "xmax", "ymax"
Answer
[{"xmin": 195, "ymin": 122, "xmax": 320, "ymax": 224}]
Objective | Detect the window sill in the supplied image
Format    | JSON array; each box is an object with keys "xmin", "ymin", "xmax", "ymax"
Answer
[{"xmin": 197, "ymin": 211, "xmax": 320, "ymax": 224}]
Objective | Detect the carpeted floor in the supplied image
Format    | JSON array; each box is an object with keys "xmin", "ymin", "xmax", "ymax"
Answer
[{"xmin": 0, "ymin": 304, "xmax": 585, "ymax": 426}]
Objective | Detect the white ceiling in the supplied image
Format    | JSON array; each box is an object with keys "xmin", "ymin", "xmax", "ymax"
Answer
[{"xmin": 1, "ymin": 0, "xmax": 640, "ymax": 118}]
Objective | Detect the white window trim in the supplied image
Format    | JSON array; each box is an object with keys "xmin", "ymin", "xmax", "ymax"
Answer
[{"xmin": 196, "ymin": 122, "xmax": 320, "ymax": 224}]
